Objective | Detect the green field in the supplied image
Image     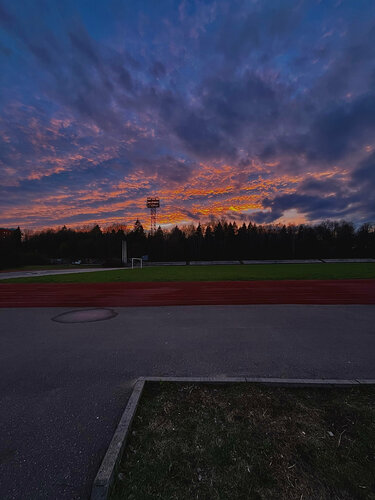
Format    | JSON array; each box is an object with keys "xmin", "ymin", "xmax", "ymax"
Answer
[{"xmin": 1, "ymin": 263, "xmax": 374, "ymax": 283}]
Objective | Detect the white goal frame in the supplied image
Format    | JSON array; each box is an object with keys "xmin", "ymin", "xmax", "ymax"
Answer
[{"xmin": 131, "ymin": 257, "xmax": 143, "ymax": 269}]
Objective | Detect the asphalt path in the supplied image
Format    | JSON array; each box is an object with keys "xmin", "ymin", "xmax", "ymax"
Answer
[
  {"xmin": 0, "ymin": 267, "xmax": 124, "ymax": 280},
  {"xmin": 1, "ymin": 304, "xmax": 375, "ymax": 499}
]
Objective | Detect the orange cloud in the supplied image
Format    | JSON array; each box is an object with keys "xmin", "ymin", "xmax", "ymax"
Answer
[{"xmin": 1, "ymin": 150, "xmax": 342, "ymax": 229}]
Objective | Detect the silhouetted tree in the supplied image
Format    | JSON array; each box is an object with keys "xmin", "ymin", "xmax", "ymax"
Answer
[{"xmin": 126, "ymin": 220, "xmax": 147, "ymax": 258}]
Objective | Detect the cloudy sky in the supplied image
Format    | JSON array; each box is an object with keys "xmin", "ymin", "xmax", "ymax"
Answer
[{"xmin": 0, "ymin": 0, "xmax": 375, "ymax": 230}]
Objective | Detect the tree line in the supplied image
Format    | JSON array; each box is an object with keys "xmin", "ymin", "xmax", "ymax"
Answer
[{"xmin": 1, "ymin": 219, "xmax": 374, "ymax": 269}]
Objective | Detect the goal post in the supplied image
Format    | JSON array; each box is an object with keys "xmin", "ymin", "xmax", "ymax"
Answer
[{"xmin": 131, "ymin": 257, "xmax": 143, "ymax": 269}]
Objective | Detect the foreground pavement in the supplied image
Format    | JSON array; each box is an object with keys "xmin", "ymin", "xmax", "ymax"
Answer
[{"xmin": 1, "ymin": 304, "xmax": 375, "ymax": 499}]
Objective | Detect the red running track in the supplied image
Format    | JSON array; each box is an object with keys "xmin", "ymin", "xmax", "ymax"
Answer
[{"xmin": 0, "ymin": 280, "xmax": 374, "ymax": 307}]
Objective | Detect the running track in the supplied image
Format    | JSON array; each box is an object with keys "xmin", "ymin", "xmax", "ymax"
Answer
[{"xmin": 1, "ymin": 279, "xmax": 374, "ymax": 307}]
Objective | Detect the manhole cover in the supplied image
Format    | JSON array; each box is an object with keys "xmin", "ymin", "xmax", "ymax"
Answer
[{"xmin": 52, "ymin": 308, "xmax": 117, "ymax": 323}]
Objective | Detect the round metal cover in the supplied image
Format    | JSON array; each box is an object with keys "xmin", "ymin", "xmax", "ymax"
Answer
[{"xmin": 52, "ymin": 308, "xmax": 117, "ymax": 323}]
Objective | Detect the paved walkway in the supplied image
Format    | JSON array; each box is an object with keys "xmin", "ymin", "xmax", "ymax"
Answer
[
  {"xmin": 0, "ymin": 267, "xmax": 124, "ymax": 280},
  {"xmin": 1, "ymin": 279, "xmax": 375, "ymax": 307},
  {"xmin": 1, "ymin": 304, "xmax": 375, "ymax": 499}
]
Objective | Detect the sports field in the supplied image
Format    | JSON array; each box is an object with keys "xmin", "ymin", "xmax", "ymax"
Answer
[{"xmin": 1, "ymin": 263, "xmax": 374, "ymax": 283}]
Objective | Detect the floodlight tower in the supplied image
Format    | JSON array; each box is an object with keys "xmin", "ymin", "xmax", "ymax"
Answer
[{"xmin": 146, "ymin": 197, "xmax": 160, "ymax": 235}]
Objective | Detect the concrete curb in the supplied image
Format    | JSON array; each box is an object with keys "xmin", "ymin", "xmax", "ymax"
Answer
[
  {"xmin": 91, "ymin": 379, "xmax": 145, "ymax": 500},
  {"xmin": 140, "ymin": 376, "xmax": 374, "ymax": 386},
  {"xmin": 91, "ymin": 376, "xmax": 375, "ymax": 499}
]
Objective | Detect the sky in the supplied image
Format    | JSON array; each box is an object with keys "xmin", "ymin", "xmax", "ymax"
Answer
[{"xmin": 0, "ymin": 0, "xmax": 375, "ymax": 230}]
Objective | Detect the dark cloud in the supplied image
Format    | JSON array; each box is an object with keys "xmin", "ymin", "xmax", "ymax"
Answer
[
  {"xmin": 173, "ymin": 110, "xmax": 236, "ymax": 159},
  {"xmin": 249, "ymin": 210, "xmax": 282, "ymax": 224},
  {"xmin": 150, "ymin": 61, "xmax": 166, "ymax": 78},
  {"xmin": 352, "ymin": 151, "xmax": 375, "ymax": 185},
  {"xmin": 215, "ymin": 0, "xmax": 303, "ymax": 64},
  {"xmin": 265, "ymin": 193, "xmax": 354, "ymax": 219},
  {"xmin": 140, "ymin": 155, "xmax": 196, "ymax": 184},
  {"xmin": 298, "ymin": 177, "xmax": 342, "ymax": 196},
  {"xmin": 259, "ymin": 91, "xmax": 375, "ymax": 171},
  {"xmin": 308, "ymin": 94, "xmax": 375, "ymax": 162},
  {"xmin": 68, "ymin": 22, "xmax": 100, "ymax": 66},
  {"xmin": 0, "ymin": 1, "xmax": 16, "ymax": 29},
  {"xmin": 251, "ymin": 169, "xmax": 375, "ymax": 223},
  {"xmin": 199, "ymin": 71, "xmax": 280, "ymax": 138},
  {"xmin": 177, "ymin": 208, "xmax": 200, "ymax": 221}
]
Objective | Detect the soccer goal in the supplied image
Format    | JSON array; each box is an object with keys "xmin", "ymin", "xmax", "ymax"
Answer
[{"xmin": 131, "ymin": 257, "xmax": 143, "ymax": 269}]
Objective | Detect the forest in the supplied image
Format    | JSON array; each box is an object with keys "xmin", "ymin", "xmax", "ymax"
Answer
[
  {"xmin": 0, "ymin": 219, "xmax": 374, "ymax": 269},
  {"xmin": 0, "ymin": 220, "xmax": 375, "ymax": 268}
]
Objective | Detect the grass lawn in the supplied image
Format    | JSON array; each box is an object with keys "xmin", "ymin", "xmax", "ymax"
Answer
[
  {"xmin": 1, "ymin": 263, "xmax": 374, "ymax": 283},
  {"xmin": 110, "ymin": 383, "xmax": 375, "ymax": 500}
]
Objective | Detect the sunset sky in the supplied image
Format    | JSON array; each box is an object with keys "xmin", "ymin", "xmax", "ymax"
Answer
[{"xmin": 1, "ymin": 0, "xmax": 375, "ymax": 230}]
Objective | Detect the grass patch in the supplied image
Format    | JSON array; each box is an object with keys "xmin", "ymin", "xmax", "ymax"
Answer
[
  {"xmin": 111, "ymin": 383, "xmax": 375, "ymax": 500},
  {"xmin": 1, "ymin": 263, "xmax": 375, "ymax": 283}
]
